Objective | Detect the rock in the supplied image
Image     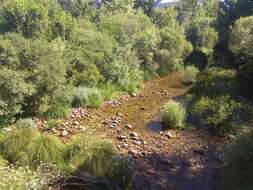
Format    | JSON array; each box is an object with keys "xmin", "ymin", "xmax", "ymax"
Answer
[
  {"xmin": 159, "ymin": 131, "xmax": 164, "ymax": 135},
  {"xmin": 51, "ymin": 128, "xmax": 58, "ymax": 134},
  {"xmin": 165, "ymin": 131, "xmax": 173, "ymax": 139},
  {"xmin": 133, "ymin": 140, "xmax": 141, "ymax": 145},
  {"xmin": 146, "ymin": 169, "xmax": 155, "ymax": 175},
  {"xmin": 130, "ymin": 132, "xmax": 139, "ymax": 138},
  {"xmin": 117, "ymin": 135, "xmax": 128, "ymax": 140},
  {"xmin": 74, "ymin": 121, "xmax": 79, "ymax": 126},
  {"xmin": 130, "ymin": 93, "xmax": 137, "ymax": 97},
  {"xmin": 193, "ymin": 149, "xmax": 205, "ymax": 156},
  {"xmin": 142, "ymin": 140, "xmax": 148, "ymax": 145},
  {"xmin": 140, "ymin": 107, "xmax": 146, "ymax": 111},
  {"xmin": 123, "ymin": 143, "xmax": 129, "ymax": 148},
  {"xmin": 125, "ymin": 124, "xmax": 134, "ymax": 130},
  {"xmin": 129, "ymin": 149, "xmax": 138, "ymax": 155},
  {"xmin": 61, "ymin": 130, "xmax": 68, "ymax": 137},
  {"xmin": 117, "ymin": 113, "xmax": 123, "ymax": 117},
  {"xmin": 182, "ymin": 160, "xmax": 192, "ymax": 167}
]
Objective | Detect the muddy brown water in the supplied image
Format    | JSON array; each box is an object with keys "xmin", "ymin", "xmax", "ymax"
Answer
[{"xmin": 51, "ymin": 72, "xmax": 223, "ymax": 190}]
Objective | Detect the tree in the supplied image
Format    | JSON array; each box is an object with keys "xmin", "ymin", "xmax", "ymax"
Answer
[
  {"xmin": 3, "ymin": 0, "xmax": 74, "ymax": 39},
  {"xmin": 134, "ymin": 0, "xmax": 161, "ymax": 16},
  {"xmin": 218, "ymin": 0, "xmax": 253, "ymax": 45}
]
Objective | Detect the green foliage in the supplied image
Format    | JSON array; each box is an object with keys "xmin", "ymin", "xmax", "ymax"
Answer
[
  {"xmin": 162, "ymin": 100, "xmax": 186, "ymax": 128},
  {"xmin": 182, "ymin": 65, "xmax": 200, "ymax": 85},
  {"xmin": 190, "ymin": 95, "xmax": 248, "ymax": 134},
  {"xmin": 99, "ymin": 10, "xmax": 159, "ymax": 73},
  {"xmin": 1, "ymin": 127, "xmax": 38, "ymax": 163},
  {"xmin": 0, "ymin": 156, "xmax": 8, "ymax": 166},
  {"xmin": 219, "ymin": 130, "xmax": 253, "ymax": 190},
  {"xmin": 0, "ymin": 166, "xmax": 53, "ymax": 190},
  {"xmin": 3, "ymin": 0, "xmax": 48, "ymax": 38},
  {"xmin": 67, "ymin": 135, "xmax": 117, "ymax": 176},
  {"xmin": 0, "ymin": 67, "xmax": 34, "ymax": 123},
  {"xmin": 155, "ymin": 26, "xmax": 193, "ymax": 75},
  {"xmin": 0, "ymin": 127, "xmax": 66, "ymax": 169},
  {"xmin": 189, "ymin": 67, "xmax": 238, "ymax": 97},
  {"xmin": 66, "ymin": 134, "xmax": 135, "ymax": 189},
  {"xmin": 17, "ymin": 134, "xmax": 65, "ymax": 169},
  {"xmin": 72, "ymin": 87, "xmax": 102, "ymax": 108},
  {"xmin": 16, "ymin": 118, "xmax": 36, "ymax": 129},
  {"xmin": 65, "ymin": 28, "xmax": 114, "ymax": 86},
  {"xmin": 229, "ymin": 16, "xmax": 253, "ymax": 58},
  {"xmin": 177, "ymin": 0, "xmax": 219, "ymax": 59},
  {"xmin": 0, "ymin": 33, "xmax": 67, "ymax": 120},
  {"xmin": 3, "ymin": 0, "xmax": 75, "ymax": 39}
]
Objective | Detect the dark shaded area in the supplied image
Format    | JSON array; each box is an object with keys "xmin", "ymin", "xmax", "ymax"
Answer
[{"xmin": 132, "ymin": 145, "xmax": 222, "ymax": 190}]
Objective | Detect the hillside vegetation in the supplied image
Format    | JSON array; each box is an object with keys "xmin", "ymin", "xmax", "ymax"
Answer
[{"xmin": 0, "ymin": 0, "xmax": 253, "ymax": 189}]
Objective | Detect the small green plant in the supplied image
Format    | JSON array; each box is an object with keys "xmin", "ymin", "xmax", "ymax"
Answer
[
  {"xmin": 162, "ymin": 100, "xmax": 186, "ymax": 128},
  {"xmin": 66, "ymin": 134, "xmax": 135, "ymax": 189},
  {"xmin": 17, "ymin": 134, "xmax": 66, "ymax": 169},
  {"xmin": 182, "ymin": 65, "xmax": 200, "ymax": 85},
  {"xmin": 72, "ymin": 87, "xmax": 102, "ymax": 108},
  {"xmin": 16, "ymin": 118, "xmax": 36, "ymax": 129},
  {"xmin": 47, "ymin": 119, "xmax": 60, "ymax": 129},
  {"xmin": 0, "ymin": 156, "xmax": 8, "ymax": 166},
  {"xmin": 1, "ymin": 127, "xmax": 39, "ymax": 163},
  {"xmin": 190, "ymin": 95, "xmax": 248, "ymax": 134},
  {"xmin": 0, "ymin": 165, "xmax": 60, "ymax": 190}
]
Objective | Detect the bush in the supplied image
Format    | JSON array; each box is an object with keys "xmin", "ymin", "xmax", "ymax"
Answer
[
  {"xmin": 17, "ymin": 134, "xmax": 66, "ymax": 169},
  {"xmin": 0, "ymin": 127, "xmax": 38, "ymax": 163},
  {"xmin": 3, "ymin": 0, "xmax": 74, "ymax": 39},
  {"xmin": 66, "ymin": 135, "xmax": 135, "ymax": 189},
  {"xmin": 66, "ymin": 135, "xmax": 117, "ymax": 175},
  {"xmin": 162, "ymin": 100, "xmax": 186, "ymax": 128},
  {"xmin": 0, "ymin": 156, "xmax": 8, "ymax": 166},
  {"xmin": 65, "ymin": 28, "xmax": 115, "ymax": 86},
  {"xmin": 0, "ymin": 127, "xmax": 66, "ymax": 169},
  {"xmin": 182, "ymin": 65, "xmax": 200, "ymax": 85},
  {"xmin": 72, "ymin": 87, "xmax": 102, "ymax": 108},
  {"xmin": 0, "ymin": 67, "xmax": 34, "ymax": 124},
  {"xmin": 0, "ymin": 165, "xmax": 58, "ymax": 190},
  {"xmin": 190, "ymin": 95, "xmax": 248, "ymax": 134},
  {"xmin": 0, "ymin": 33, "xmax": 68, "ymax": 119},
  {"xmin": 155, "ymin": 26, "xmax": 193, "ymax": 75},
  {"xmin": 16, "ymin": 118, "xmax": 35, "ymax": 129},
  {"xmin": 189, "ymin": 67, "xmax": 238, "ymax": 97}
]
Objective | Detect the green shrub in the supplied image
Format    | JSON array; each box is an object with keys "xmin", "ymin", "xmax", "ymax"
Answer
[
  {"xmin": 162, "ymin": 100, "xmax": 186, "ymax": 128},
  {"xmin": 155, "ymin": 26, "xmax": 193, "ymax": 75},
  {"xmin": 108, "ymin": 156, "xmax": 135, "ymax": 189},
  {"xmin": 72, "ymin": 87, "xmax": 102, "ymax": 108},
  {"xmin": 190, "ymin": 95, "xmax": 248, "ymax": 134},
  {"xmin": 0, "ymin": 156, "xmax": 8, "ymax": 166},
  {"xmin": 1, "ymin": 127, "xmax": 38, "ymax": 163},
  {"xmin": 66, "ymin": 135, "xmax": 117, "ymax": 175},
  {"xmin": 0, "ymin": 67, "xmax": 34, "ymax": 124},
  {"xmin": 0, "ymin": 33, "xmax": 68, "ymax": 121},
  {"xmin": 189, "ymin": 67, "xmax": 238, "ymax": 97},
  {"xmin": 0, "ymin": 165, "xmax": 57, "ymax": 190},
  {"xmin": 182, "ymin": 65, "xmax": 200, "ymax": 85},
  {"xmin": 66, "ymin": 134, "xmax": 135, "ymax": 189},
  {"xmin": 17, "ymin": 134, "xmax": 66, "ymax": 169},
  {"xmin": 3, "ymin": 0, "xmax": 75, "ymax": 39},
  {"xmin": 16, "ymin": 118, "xmax": 35, "ymax": 129}
]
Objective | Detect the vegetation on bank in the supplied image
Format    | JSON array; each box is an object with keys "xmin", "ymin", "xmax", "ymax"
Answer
[{"xmin": 0, "ymin": 0, "xmax": 253, "ymax": 189}]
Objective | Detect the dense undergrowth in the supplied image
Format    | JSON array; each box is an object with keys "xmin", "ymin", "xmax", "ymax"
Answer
[{"xmin": 1, "ymin": 0, "xmax": 253, "ymax": 189}]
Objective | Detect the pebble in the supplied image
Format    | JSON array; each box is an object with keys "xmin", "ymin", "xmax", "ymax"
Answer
[
  {"xmin": 125, "ymin": 124, "xmax": 134, "ymax": 129},
  {"xmin": 146, "ymin": 169, "xmax": 156, "ymax": 175},
  {"xmin": 165, "ymin": 131, "xmax": 173, "ymax": 139},
  {"xmin": 61, "ymin": 130, "xmax": 68, "ymax": 137}
]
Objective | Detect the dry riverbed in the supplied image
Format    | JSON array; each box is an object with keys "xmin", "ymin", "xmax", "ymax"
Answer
[{"xmin": 35, "ymin": 72, "xmax": 223, "ymax": 190}]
